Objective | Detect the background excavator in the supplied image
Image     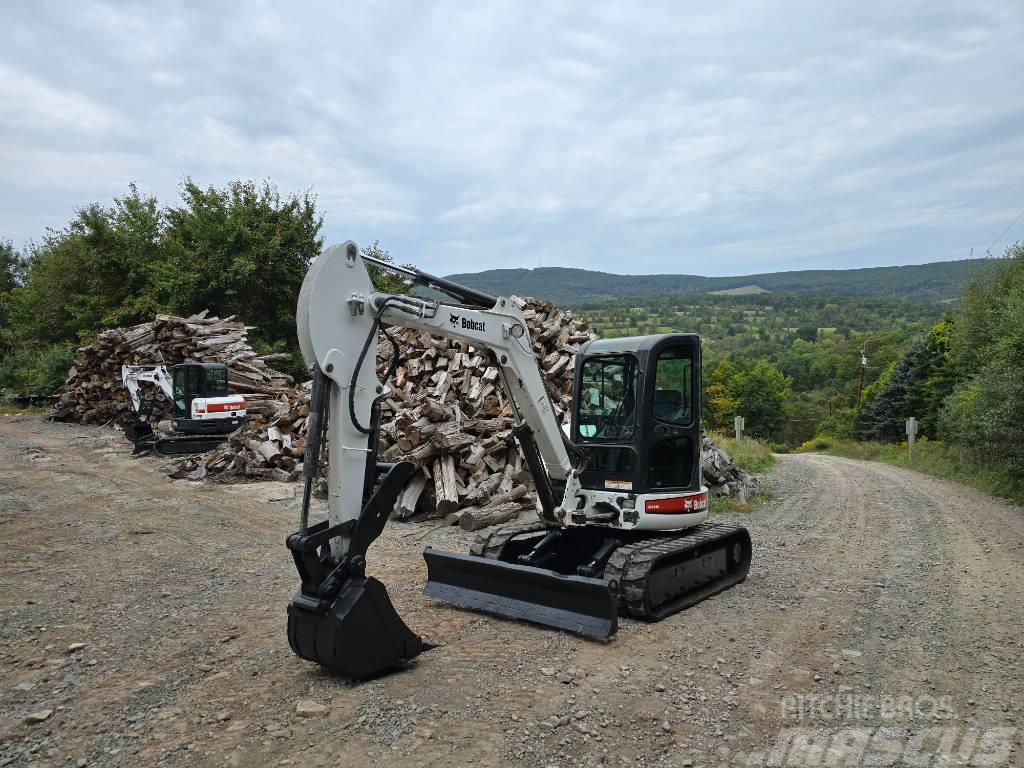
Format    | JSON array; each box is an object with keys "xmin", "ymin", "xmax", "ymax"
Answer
[
  {"xmin": 121, "ymin": 363, "xmax": 246, "ymax": 455},
  {"xmin": 286, "ymin": 243, "xmax": 752, "ymax": 678}
]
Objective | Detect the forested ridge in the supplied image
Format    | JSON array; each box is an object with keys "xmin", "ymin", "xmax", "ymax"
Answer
[
  {"xmin": 1, "ymin": 182, "xmax": 1021, "ymax": 496},
  {"xmin": 444, "ymin": 259, "xmax": 985, "ymax": 304}
]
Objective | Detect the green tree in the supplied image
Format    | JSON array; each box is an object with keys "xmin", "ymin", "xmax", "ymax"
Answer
[
  {"xmin": 0, "ymin": 240, "xmax": 24, "ymax": 356},
  {"xmin": 6, "ymin": 186, "xmax": 166, "ymax": 345},
  {"xmin": 0, "ymin": 343, "xmax": 75, "ymax": 395},
  {"xmin": 795, "ymin": 324, "xmax": 818, "ymax": 343},
  {"xmin": 704, "ymin": 359, "xmax": 741, "ymax": 430},
  {"xmin": 0, "ymin": 239, "xmax": 21, "ymax": 296},
  {"xmin": 910, "ymin": 315, "xmax": 959, "ymax": 436},
  {"xmin": 859, "ymin": 338, "xmax": 927, "ymax": 440},
  {"xmin": 163, "ymin": 179, "xmax": 323, "ymax": 354},
  {"xmin": 704, "ymin": 358, "xmax": 791, "ymax": 439},
  {"xmin": 732, "ymin": 360, "xmax": 792, "ymax": 439},
  {"xmin": 938, "ymin": 244, "xmax": 1024, "ymax": 485},
  {"xmin": 361, "ymin": 240, "xmax": 414, "ymax": 295}
]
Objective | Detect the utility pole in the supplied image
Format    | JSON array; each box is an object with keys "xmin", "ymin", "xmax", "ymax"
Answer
[{"xmin": 856, "ymin": 341, "xmax": 868, "ymax": 408}]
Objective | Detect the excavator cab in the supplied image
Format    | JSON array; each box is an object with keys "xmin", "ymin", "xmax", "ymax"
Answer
[{"xmin": 572, "ymin": 334, "xmax": 702, "ymax": 497}]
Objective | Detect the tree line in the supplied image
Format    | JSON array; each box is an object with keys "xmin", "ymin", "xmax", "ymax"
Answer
[
  {"xmin": 859, "ymin": 244, "xmax": 1024, "ymax": 488},
  {"xmin": 0, "ymin": 180, "xmax": 324, "ymax": 392},
  {"xmin": 2, "ymin": 180, "xmax": 1020, "ymax": 489}
]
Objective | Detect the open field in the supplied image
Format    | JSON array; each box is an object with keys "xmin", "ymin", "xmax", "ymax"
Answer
[{"xmin": 1, "ymin": 416, "xmax": 1021, "ymax": 767}]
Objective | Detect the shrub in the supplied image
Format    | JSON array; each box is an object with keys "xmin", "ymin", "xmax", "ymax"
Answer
[{"xmin": 0, "ymin": 344, "xmax": 75, "ymax": 395}]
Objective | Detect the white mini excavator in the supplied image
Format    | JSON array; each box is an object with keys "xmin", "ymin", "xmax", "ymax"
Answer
[
  {"xmin": 286, "ymin": 243, "xmax": 752, "ymax": 678},
  {"xmin": 121, "ymin": 363, "xmax": 246, "ymax": 455}
]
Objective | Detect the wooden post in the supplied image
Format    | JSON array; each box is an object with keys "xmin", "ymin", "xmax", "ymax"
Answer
[
  {"xmin": 734, "ymin": 415, "xmax": 745, "ymax": 442},
  {"xmin": 856, "ymin": 342, "xmax": 868, "ymax": 408},
  {"xmin": 906, "ymin": 417, "xmax": 918, "ymax": 461}
]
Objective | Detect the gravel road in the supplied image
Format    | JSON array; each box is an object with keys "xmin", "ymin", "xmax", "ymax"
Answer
[{"xmin": 1, "ymin": 415, "xmax": 1021, "ymax": 767}]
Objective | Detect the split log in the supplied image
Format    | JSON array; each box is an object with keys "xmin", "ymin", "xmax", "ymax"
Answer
[
  {"xmin": 396, "ymin": 470, "xmax": 429, "ymax": 519},
  {"xmin": 431, "ymin": 455, "xmax": 460, "ymax": 517},
  {"xmin": 458, "ymin": 502, "xmax": 527, "ymax": 532},
  {"xmin": 484, "ymin": 483, "xmax": 530, "ymax": 508}
]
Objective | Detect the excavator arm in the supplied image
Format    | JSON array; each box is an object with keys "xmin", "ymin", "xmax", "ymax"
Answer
[
  {"xmin": 121, "ymin": 365, "xmax": 175, "ymax": 414},
  {"xmin": 295, "ymin": 242, "xmax": 581, "ymax": 553}
]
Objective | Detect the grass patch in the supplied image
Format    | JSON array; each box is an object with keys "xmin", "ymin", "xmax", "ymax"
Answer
[
  {"xmin": 797, "ymin": 437, "xmax": 1024, "ymax": 504},
  {"xmin": 0, "ymin": 403, "xmax": 48, "ymax": 416},
  {"xmin": 710, "ymin": 486, "xmax": 774, "ymax": 515},
  {"xmin": 707, "ymin": 432, "xmax": 777, "ymax": 514},
  {"xmin": 710, "ymin": 432, "xmax": 777, "ymax": 474}
]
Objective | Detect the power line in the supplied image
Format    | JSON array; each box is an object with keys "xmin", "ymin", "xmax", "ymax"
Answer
[
  {"xmin": 901, "ymin": 351, "xmax": 948, "ymax": 376},
  {"xmin": 984, "ymin": 205, "xmax": 1024, "ymax": 255}
]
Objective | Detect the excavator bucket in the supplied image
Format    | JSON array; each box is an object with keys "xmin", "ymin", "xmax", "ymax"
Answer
[
  {"xmin": 423, "ymin": 548, "xmax": 618, "ymax": 639},
  {"xmin": 124, "ymin": 420, "xmax": 156, "ymax": 454},
  {"xmin": 286, "ymin": 456, "xmax": 427, "ymax": 679},
  {"xmin": 287, "ymin": 576, "xmax": 423, "ymax": 678}
]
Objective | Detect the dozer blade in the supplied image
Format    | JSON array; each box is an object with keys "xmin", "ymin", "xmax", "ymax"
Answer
[
  {"xmin": 287, "ymin": 576, "xmax": 424, "ymax": 679},
  {"xmin": 423, "ymin": 548, "xmax": 618, "ymax": 639},
  {"xmin": 152, "ymin": 435, "xmax": 227, "ymax": 456}
]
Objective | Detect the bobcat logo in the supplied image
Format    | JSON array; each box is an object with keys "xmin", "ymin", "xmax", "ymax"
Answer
[{"xmin": 449, "ymin": 313, "xmax": 460, "ymax": 327}]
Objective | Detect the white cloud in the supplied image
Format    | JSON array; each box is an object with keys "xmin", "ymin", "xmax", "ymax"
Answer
[
  {"xmin": 0, "ymin": 64, "xmax": 117, "ymax": 136},
  {"xmin": 0, "ymin": 0, "xmax": 1023, "ymax": 275}
]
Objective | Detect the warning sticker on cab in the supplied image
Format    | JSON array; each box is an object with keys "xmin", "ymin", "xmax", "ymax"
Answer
[{"xmin": 604, "ymin": 479, "xmax": 633, "ymax": 491}]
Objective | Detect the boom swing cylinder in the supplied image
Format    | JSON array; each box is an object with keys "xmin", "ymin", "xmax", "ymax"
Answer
[{"xmin": 285, "ymin": 242, "xmax": 752, "ymax": 678}]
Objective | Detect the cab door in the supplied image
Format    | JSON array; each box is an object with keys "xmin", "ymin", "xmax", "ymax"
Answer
[
  {"xmin": 573, "ymin": 353, "xmax": 641, "ymax": 492},
  {"xmin": 172, "ymin": 366, "xmax": 189, "ymax": 417},
  {"xmin": 641, "ymin": 337, "xmax": 702, "ymax": 492},
  {"xmin": 172, "ymin": 365, "xmax": 204, "ymax": 419}
]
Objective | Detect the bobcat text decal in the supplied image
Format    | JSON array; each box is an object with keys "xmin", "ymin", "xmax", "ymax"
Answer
[{"xmin": 448, "ymin": 314, "xmax": 486, "ymax": 333}]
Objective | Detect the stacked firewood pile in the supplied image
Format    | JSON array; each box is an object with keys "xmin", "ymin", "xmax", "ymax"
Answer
[
  {"xmin": 703, "ymin": 436, "xmax": 759, "ymax": 502},
  {"xmin": 50, "ymin": 311, "xmax": 293, "ymax": 425},
  {"xmin": 169, "ymin": 297, "xmax": 762, "ymax": 528},
  {"xmin": 171, "ymin": 297, "xmax": 592, "ymax": 529}
]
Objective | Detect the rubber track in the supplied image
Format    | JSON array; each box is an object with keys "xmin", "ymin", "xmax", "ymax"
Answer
[
  {"xmin": 471, "ymin": 519, "xmax": 749, "ymax": 621},
  {"xmin": 604, "ymin": 521, "xmax": 749, "ymax": 619},
  {"xmin": 469, "ymin": 519, "xmax": 553, "ymax": 559}
]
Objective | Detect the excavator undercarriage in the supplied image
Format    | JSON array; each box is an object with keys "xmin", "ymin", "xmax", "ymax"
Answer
[{"xmin": 457, "ymin": 518, "xmax": 752, "ymax": 626}]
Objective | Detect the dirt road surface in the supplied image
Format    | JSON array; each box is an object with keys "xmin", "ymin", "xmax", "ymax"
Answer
[{"xmin": 1, "ymin": 415, "xmax": 1021, "ymax": 767}]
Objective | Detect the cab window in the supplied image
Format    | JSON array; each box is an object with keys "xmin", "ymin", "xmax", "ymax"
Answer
[
  {"xmin": 652, "ymin": 347, "xmax": 693, "ymax": 426},
  {"xmin": 172, "ymin": 368, "xmax": 187, "ymax": 412},
  {"xmin": 207, "ymin": 367, "xmax": 228, "ymax": 395},
  {"xmin": 577, "ymin": 355, "xmax": 637, "ymax": 441}
]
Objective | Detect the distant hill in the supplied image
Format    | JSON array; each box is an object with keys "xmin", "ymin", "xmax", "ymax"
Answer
[{"xmin": 441, "ymin": 259, "xmax": 987, "ymax": 303}]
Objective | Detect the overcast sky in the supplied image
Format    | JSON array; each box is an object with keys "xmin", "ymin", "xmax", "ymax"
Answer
[{"xmin": 2, "ymin": 1, "xmax": 1022, "ymax": 276}]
